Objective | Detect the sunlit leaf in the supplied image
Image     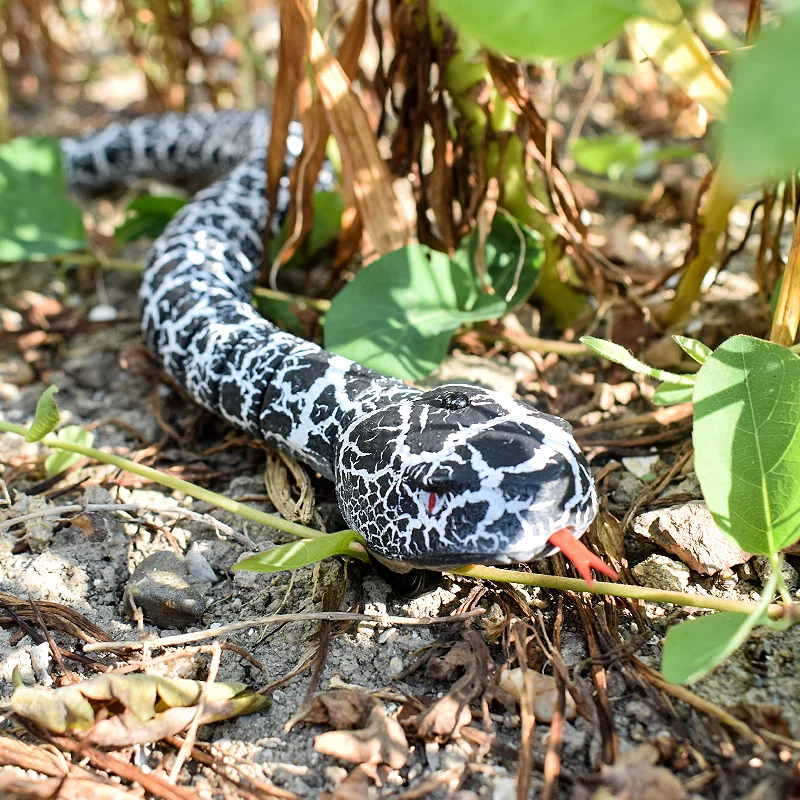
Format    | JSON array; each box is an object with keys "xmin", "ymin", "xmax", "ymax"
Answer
[
  {"xmin": 693, "ymin": 336, "xmax": 800, "ymax": 555},
  {"xmin": 114, "ymin": 194, "xmax": 187, "ymax": 243},
  {"xmin": 652, "ymin": 381, "xmax": 694, "ymax": 405},
  {"xmin": 325, "ymin": 216, "xmax": 541, "ymax": 380},
  {"xmin": 572, "ymin": 134, "xmax": 642, "ymax": 178},
  {"xmin": 44, "ymin": 425, "xmax": 95, "ymax": 476},
  {"xmin": 26, "ymin": 387, "xmax": 60, "ymax": 442},
  {"xmin": 0, "ymin": 137, "xmax": 85, "ymax": 261},
  {"xmin": 661, "ymin": 610, "xmax": 760, "ymax": 684},
  {"xmin": 435, "ymin": 0, "xmax": 648, "ymax": 61},
  {"xmin": 673, "ymin": 335, "xmax": 712, "ymax": 365},
  {"xmin": 724, "ymin": 8, "xmax": 800, "ymax": 182},
  {"xmin": 233, "ymin": 530, "xmax": 369, "ymax": 573}
]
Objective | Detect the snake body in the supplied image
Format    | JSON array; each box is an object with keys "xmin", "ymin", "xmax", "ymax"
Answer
[{"xmin": 60, "ymin": 111, "xmax": 607, "ymax": 578}]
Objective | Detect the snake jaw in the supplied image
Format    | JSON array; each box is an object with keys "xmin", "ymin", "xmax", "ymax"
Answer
[{"xmin": 547, "ymin": 528, "xmax": 619, "ymax": 587}]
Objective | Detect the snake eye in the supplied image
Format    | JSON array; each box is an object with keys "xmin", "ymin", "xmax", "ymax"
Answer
[{"xmin": 442, "ymin": 391, "xmax": 470, "ymax": 410}]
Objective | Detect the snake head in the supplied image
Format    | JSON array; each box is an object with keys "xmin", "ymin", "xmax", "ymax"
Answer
[{"xmin": 335, "ymin": 383, "xmax": 600, "ymax": 573}]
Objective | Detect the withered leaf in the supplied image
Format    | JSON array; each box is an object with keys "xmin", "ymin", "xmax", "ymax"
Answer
[
  {"xmin": 498, "ymin": 668, "xmax": 577, "ymax": 723},
  {"xmin": 415, "ymin": 629, "xmax": 491, "ymax": 740},
  {"xmin": 309, "ymin": 28, "xmax": 410, "ymax": 257},
  {"xmin": 264, "ymin": 0, "xmax": 317, "ymax": 260},
  {"xmin": 278, "ymin": 0, "xmax": 367, "ymax": 271},
  {"xmin": 12, "ymin": 673, "xmax": 268, "ymax": 747},
  {"xmin": 596, "ymin": 743, "xmax": 689, "ymax": 800},
  {"xmin": 301, "ymin": 689, "xmax": 379, "ymax": 729},
  {"xmin": 0, "ymin": 774, "xmax": 143, "ymax": 800},
  {"xmin": 314, "ymin": 705, "xmax": 408, "ymax": 770}
]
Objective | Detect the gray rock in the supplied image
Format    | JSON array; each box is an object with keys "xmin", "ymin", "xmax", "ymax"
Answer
[
  {"xmin": 632, "ymin": 501, "xmax": 751, "ymax": 575},
  {"xmin": 186, "ymin": 542, "xmax": 218, "ymax": 584},
  {"xmin": 632, "ymin": 554, "xmax": 691, "ymax": 591},
  {"xmin": 416, "ymin": 352, "xmax": 517, "ymax": 396},
  {"xmin": 753, "ymin": 555, "xmax": 800, "ymax": 592},
  {"xmin": 124, "ymin": 550, "xmax": 208, "ymax": 628}
]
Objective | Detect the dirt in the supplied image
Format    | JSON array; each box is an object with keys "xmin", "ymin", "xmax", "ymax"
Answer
[{"xmin": 2, "ymin": 249, "xmax": 800, "ymax": 800}]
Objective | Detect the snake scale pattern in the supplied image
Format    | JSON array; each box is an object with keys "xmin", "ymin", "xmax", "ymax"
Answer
[{"xmin": 60, "ymin": 110, "xmax": 614, "ymax": 582}]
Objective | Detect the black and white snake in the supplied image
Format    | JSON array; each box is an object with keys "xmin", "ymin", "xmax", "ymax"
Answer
[{"xmin": 60, "ymin": 110, "xmax": 615, "ymax": 585}]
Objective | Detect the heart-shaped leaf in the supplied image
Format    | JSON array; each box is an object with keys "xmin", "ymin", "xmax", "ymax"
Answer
[
  {"xmin": 693, "ymin": 335, "xmax": 800, "ymax": 555},
  {"xmin": 325, "ymin": 218, "xmax": 541, "ymax": 380}
]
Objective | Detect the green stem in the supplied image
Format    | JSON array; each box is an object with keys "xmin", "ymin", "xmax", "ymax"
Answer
[
  {"xmin": 52, "ymin": 252, "xmax": 145, "ymax": 273},
  {"xmin": 5, "ymin": 420, "xmax": 797, "ymax": 619},
  {"xmin": 253, "ymin": 286, "xmax": 331, "ymax": 314},
  {"xmin": 0, "ymin": 420, "xmax": 325, "ymax": 541},
  {"xmin": 451, "ymin": 565, "xmax": 791, "ymax": 619},
  {"xmin": 769, "ymin": 553, "xmax": 794, "ymax": 606}
]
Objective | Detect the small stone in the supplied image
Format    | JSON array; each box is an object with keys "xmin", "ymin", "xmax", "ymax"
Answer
[
  {"xmin": 508, "ymin": 351, "xmax": 537, "ymax": 383},
  {"xmin": 632, "ymin": 501, "xmax": 751, "ymax": 575},
  {"xmin": 416, "ymin": 352, "xmax": 517, "ymax": 396},
  {"xmin": 622, "ymin": 455, "xmax": 660, "ymax": 479},
  {"xmin": 323, "ymin": 766, "xmax": 347, "ymax": 787},
  {"xmin": 493, "ymin": 776, "xmax": 517, "ymax": 800},
  {"xmin": 612, "ymin": 472, "xmax": 645, "ymax": 508},
  {"xmin": 186, "ymin": 542, "xmax": 217, "ymax": 583},
  {"xmin": 124, "ymin": 550, "xmax": 208, "ymax": 628},
  {"xmin": 632, "ymin": 554, "xmax": 690, "ymax": 592},
  {"xmin": 498, "ymin": 669, "xmax": 576, "ymax": 722},
  {"xmin": 752, "ymin": 556, "xmax": 799, "ymax": 592},
  {"xmin": 88, "ymin": 304, "xmax": 118, "ymax": 322},
  {"xmin": 0, "ymin": 357, "xmax": 35, "ymax": 386}
]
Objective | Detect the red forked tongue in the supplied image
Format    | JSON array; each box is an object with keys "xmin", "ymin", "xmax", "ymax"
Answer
[{"xmin": 548, "ymin": 528, "xmax": 619, "ymax": 587}]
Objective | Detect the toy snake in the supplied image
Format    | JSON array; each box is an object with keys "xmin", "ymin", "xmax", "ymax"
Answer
[{"xmin": 61, "ymin": 110, "xmax": 615, "ymax": 584}]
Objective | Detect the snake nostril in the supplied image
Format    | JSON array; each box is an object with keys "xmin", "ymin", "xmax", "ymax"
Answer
[{"xmin": 442, "ymin": 391, "xmax": 470, "ymax": 410}]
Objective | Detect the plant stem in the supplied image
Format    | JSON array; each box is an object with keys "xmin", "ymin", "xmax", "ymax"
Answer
[
  {"xmin": 450, "ymin": 564, "xmax": 790, "ymax": 618},
  {"xmin": 0, "ymin": 421, "xmax": 325, "ymax": 541},
  {"xmin": 52, "ymin": 252, "xmax": 145, "ymax": 273},
  {"xmin": 769, "ymin": 553, "xmax": 794, "ymax": 606},
  {"xmin": 5, "ymin": 421, "xmax": 796, "ymax": 619},
  {"xmin": 253, "ymin": 286, "xmax": 331, "ymax": 314},
  {"xmin": 663, "ymin": 162, "xmax": 738, "ymax": 325}
]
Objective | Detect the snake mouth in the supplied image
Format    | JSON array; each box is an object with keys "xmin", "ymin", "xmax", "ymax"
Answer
[{"xmin": 547, "ymin": 528, "xmax": 618, "ymax": 587}]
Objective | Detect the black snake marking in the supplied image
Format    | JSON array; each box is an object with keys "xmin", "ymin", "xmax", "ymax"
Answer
[{"xmin": 60, "ymin": 110, "xmax": 611, "ymax": 582}]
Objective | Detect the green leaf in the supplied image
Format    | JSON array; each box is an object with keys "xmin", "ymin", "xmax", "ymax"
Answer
[
  {"xmin": 44, "ymin": 426, "xmax": 95, "ymax": 476},
  {"xmin": 269, "ymin": 190, "xmax": 343, "ymax": 265},
  {"xmin": 115, "ymin": 195, "xmax": 187, "ymax": 243},
  {"xmin": 661, "ymin": 611, "xmax": 760, "ymax": 685},
  {"xmin": 693, "ymin": 335, "xmax": 800, "ymax": 554},
  {"xmin": 253, "ymin": 293, "xmax": 307, "ymax": 336},
  {"xmin": 672, "ymin": 335, "xmax": 712, "ymax": 365},
  {"xmin": 572, "ymin": 133, "xmax": 642, "ymax": 179},
  {"xmin": 662, "ymin": 568, "xmax": 778, "ymax": 684},
  {"xmin": 0, "ymin": 137, "xmax": 85, "ymax": 261},
  {"xmin": 452, "ymin": 211, "xmax": 543, "ymax": 315},
  {"xmin": 233, "ymin": 530, "xmax": 369, "ymax": 573},
  {"xmin": 581, "ymin": 337, "xmax": 695, "ymax": 386},
  {"xmin": 724, "ymin": 8, "xmax": 800, "ymax": 183},
  {"xmin": 307, "ymin": 191, "xmax": 343, "ymax": 255},
  {"xmin": 325, "ymin": 219, "xmax": 541, "ymax": 380},
  {"xmin": 435, "ymin": 0, "xmax": 648, "ymax": 61},
  {"xmin": 652, "ymin": 381, "xmax": 694, "ymax": 405},
  {"xmin": 26, "ymin": 387, "xmax": 61, "ymax": 442}
]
